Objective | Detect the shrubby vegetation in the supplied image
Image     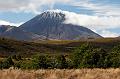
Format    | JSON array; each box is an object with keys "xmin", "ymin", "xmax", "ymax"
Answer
[
  {"xmin": 0, "ymin": 56, "xmax": 14, "ymax": 69},
  {"xmin": 0, "ymin": 43, "xmax": 120, "ymax": 69}
]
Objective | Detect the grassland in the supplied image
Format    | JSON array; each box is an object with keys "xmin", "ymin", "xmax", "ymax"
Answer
[
  {"xmin": 0, "ymin": 37, "xmax": 120, "ymax": 57},
  {"xmin": 0, "ymin": 68, "xmax": 120, "ymax": 79}
]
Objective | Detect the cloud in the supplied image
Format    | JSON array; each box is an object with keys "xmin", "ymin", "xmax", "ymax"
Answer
[
  {"xmin": 47, "ymin": 9, "xmax": 120, "ymax": 37},
  {"xmin": 0, "ymin": 20, "xmax": 23, "ymax": 26},
  {"xmin": 99, "ymin": 30, "xmax": 119, "ymax": 37},
  {"xmin": 0, "ymin": 0, "xmax": 72, "ymax": 14},
  {"xmin": 0, "ymin": 0, "xmax": 119, "ymax": 16},
  {"xmin": 59, "ymin": 10, "xmax": 120, "ymax": 30},
  {"xmin": 72, "ymin": 0, "xmax": 120, "ymax": 16}
]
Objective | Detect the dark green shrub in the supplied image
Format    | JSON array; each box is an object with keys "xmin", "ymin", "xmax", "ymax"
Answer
[
  {"xmin": 70, "ymin": 43, "xmax": 108, "ymax": 68},
  {"xmin": 14, "ymin": 61, "xmax": 23, "ymax": 68},
  {"xmin": 12, "ymin": 55, "xmax": 17, "ymax": 60},
  {"xmin": 2, "ymin": 56, "xmax": 14, "ymax": 69},
  {"xmin": 107, "ymin": 45, "xmax": 120, "ymax": 68},
  {"xmin": 70, "ymin": 44, "xmax": 91, "ymax": 68},
  {"xmin": 16, "ymin": 55, "xmax": 22, "ymax": 60},
  {"xmin": 20, "ymin": 61, "xmax": 33, "ymax": 69},
  {"xmin": 55, "ymin": 55, "xmax": 68, "ymax": 69},
  {"xmin": 31, "ymin": 55, "xmax": 48, "ymax": 69},
  {"xmin": 0, "ymin": 61, "xmax": 3, "ymax": 69}
]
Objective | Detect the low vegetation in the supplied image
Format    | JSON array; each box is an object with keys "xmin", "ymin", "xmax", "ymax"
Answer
[{"xmin": 0, "ymin": 43, "xmax": 120, "ymax": 69}]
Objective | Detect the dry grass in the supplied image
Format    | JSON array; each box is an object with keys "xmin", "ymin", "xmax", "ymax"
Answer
[
  {"xmin": 0, "ymin": 68, "xmax": 120, "ymax": 79},
  {"xmin": 35, "ymin": 40, "xmax": 80, "ymax": 45}
]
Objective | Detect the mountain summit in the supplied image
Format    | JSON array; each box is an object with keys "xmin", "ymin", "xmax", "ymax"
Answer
[
  {"xmin": 19, "ymin": 10, "xmax": 102, "ymax": 40},
  {"xmin": 0, "ymin": 10, "xmax": 102, "ymax": 41}
]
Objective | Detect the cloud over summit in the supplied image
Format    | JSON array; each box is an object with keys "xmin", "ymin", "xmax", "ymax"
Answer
[
  {"xmin": 46, "ymin": 9, "xmax": 120, "ymax": 37},
  {"xmin": 51, "ymin": 10, "xmax": 120, "ymax": 30}
]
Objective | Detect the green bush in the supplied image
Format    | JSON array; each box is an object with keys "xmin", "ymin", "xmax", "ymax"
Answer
[
  {"xmin": 70, "ymin": 44, "xmax": 91, "ymax": 68},
  {"xmin": 107, "ymin": 45, "xmax": 120, "ymax": 68},
  {"xmin": 55, "ymin": 55, "xmax": 68, "ymax": 69},
  {"xmin": 70, "ymin": 43, "xmax": 108, "ymax": 68},
  {"xmin": 0, "ymin": 61, "xmax": 3, "ymax": 69},
  {"xmin": 2, "ymin": 56, "xmax": 14, "ymax": 69},
  {"xmin": 31, "ymin": 55, "xmax": 49, "ymax": 69}
]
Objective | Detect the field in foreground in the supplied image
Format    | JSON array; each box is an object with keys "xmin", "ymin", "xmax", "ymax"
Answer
[{"xmin": 0, "ymin": 68, "xmax": 120, "ymax": 79}]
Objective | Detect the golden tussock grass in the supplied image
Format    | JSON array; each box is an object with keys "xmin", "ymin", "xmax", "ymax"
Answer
[{"xmin": 0, "ymin": 68, "xmax": 120, "ymax": 79}]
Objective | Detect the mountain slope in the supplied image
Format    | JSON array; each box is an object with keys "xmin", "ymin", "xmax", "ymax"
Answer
[
  {"xmin": 0, "ymin": 25, "xmax": 42, "ymax": 41},
  {"xmin": 20, "ymin": 11, "xmax": 102, "ymax": 40},
  {"xmin": 0, "ymin": 25, "xmax": 15, "ymax": 35}
]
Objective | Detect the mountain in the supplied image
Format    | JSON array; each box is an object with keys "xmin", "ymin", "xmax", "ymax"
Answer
[
  {"xmin": 0, "ymin": 25, "xmax": 14, "ymax": 35},
  {"xmin": 0, "ymin": 25, "xmax": 43, "ymax": 41},
  {"xmin": 0, "ymin": 10, "xmax": 102, "ymax": 41},
  {"xmin": 20, "ymin": 11, "xmax": 102, "ymax": 40}
]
